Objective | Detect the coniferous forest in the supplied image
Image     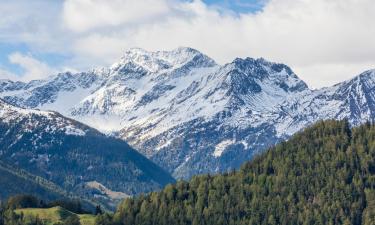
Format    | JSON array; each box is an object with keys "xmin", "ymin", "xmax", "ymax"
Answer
[
  {"xmin": 97, "ymin": 120, "xmax": 375, "ymax": 225},
  {"xmin": 2, "ymin": 120, "xmax": 375, "ymax": 225}
]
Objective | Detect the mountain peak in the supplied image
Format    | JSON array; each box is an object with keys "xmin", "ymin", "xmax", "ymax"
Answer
[
  {"xmin": 122, "ymin": 46, "xmax": 206, "ymax": 60},
  {"xmin": 232, "ymin": 57, "xmax": 293, "ymax": 75},
  {"xmin": 112, "ymin": 47, "xmax": 217, "ymax": 73},
  {"xmin": 229, "ymin": 57, "xmax": 308, "ymax": 93},
  {"xmin": 158, "ymin": 47, "xmax": 217, "ymax": 69}
]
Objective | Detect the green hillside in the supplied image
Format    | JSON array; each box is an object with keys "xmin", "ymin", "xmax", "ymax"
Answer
[
  {"xmin": 15, "ymin": 207, "xmax": 96, "ymax": 225},
  {"xmin": 0, "ymin": 194, "xmax": 98, "ymax": 225},
  {"xmin": 105, "ymin": 120, "xmax": 375, "ymax": 225}
]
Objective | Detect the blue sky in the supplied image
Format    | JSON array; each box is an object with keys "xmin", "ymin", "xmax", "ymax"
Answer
[
  {"xmin": 0, "ymin": 43, "xmax": 26, "ymax": 75},
  {"xmin": 203, "ymin": 0, "xmax": 266, "ymax": 13},
  {"xmin": 0, "ymin": 0, "xmax": 374, "ymax": 88},
  {"xmin": 0, "ymin": 43, "xmax": 70, "ymax": 76}
]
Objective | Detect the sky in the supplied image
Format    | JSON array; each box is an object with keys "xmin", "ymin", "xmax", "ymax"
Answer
[{"xmin": 0, "ymin": 0, "xmax": 374, "ymax": 88}]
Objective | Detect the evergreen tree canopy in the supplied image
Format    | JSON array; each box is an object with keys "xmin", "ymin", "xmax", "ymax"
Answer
[{"xmin": 109, "ymin": 120, "xmax": 375, "ymax": 225}]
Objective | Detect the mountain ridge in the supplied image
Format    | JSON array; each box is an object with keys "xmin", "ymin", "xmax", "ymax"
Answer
[{"xmin": 0, "ymin": 47, "xmax": 374, "ymax": 178}]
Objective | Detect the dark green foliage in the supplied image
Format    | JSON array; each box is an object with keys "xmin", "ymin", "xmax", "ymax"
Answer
[
  {"xmin": 2, "ymin": 209, "xmax": 22, "ymax": 225},
  {"xmin": 6, "ymin": 195, "xmax": 42, "ymax": 210},
  {"xmin": 1, "ymin": 208, "xmax": 45, "ymax": 225},
  {"xmin": 95, "ymin": 213, "xmax": 116, "ymax": 225},
  {"xmin": 95, "ymin": 205, "xmax": 103, "ymax": 215},
  {"xmin": 109, "ymin": 120, "xmax": 375, "ymax": 225},
  {"xmin": 0, "ymin": 203, "xmax": 3, "ymax": 225}
]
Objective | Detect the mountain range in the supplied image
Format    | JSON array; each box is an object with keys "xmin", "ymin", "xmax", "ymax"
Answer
[{"xmin": 0, "ymin": 47, "xmax": 374, "ymax": 179}]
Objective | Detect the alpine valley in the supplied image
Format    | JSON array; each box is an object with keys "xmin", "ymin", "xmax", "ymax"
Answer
[
  {"xmin": 1, "ymin": 47, "xmax": 375, "ymax": 180},
  {"xmin": 0, "ymin": 99, "xmax": 174, "ymax": 209}
]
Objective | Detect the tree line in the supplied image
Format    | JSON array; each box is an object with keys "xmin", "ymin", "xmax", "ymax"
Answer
[{"xmin": 98, "ymin": 120, "xmax": 375, "ymax": 225}]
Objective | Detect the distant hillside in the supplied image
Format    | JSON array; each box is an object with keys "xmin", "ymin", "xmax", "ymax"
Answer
[
  {"xmin": 107, "ymin": 120, "xmax": 375, "ymax": 225},
  {"xmin": 0, "ymin": 160, "xmax": 67, "ymax": 202},
  {"xmin": 0, "ymin": 99, "xmax": 175, "ymax": 209}
]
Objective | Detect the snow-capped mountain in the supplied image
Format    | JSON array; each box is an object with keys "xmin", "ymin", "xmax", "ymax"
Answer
[
  {"xmin": 0, "ymin": 98, "xmax": 175, "ymax": 208},
  {"xmin": 1, "ymin": 47, "xmax": 374, "ymax": 179}
]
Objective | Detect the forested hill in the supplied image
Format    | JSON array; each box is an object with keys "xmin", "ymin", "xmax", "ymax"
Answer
[
  {"xmin": 104, "ymin": 120, "xmax": 375, "ymax": 225},
  {"xmin": 0, "ymin": 160, "xmax": 67, "ymax": 201},
  {"xmin": 0, "ymin": 98, "xmax": 175, "ymax": 209}
]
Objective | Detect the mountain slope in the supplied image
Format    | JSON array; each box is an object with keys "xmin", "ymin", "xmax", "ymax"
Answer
[
  {"xmin": 0, "ymin": 160, "xmax": 69, "ymax": 202},
  {"xmin": 271, "ymin": 69, "xmax": 375, "ymax": 137},
  {"xmin": 109, "ymin": 120, "xmax": 375, "ymax": 225},
  {"xmin": 1, "ymin": 47, "xmax": 374, "ymax": 179},
  {"xmin": 0, "ymin": 99, "xmax": 175, "ymax": 207}
]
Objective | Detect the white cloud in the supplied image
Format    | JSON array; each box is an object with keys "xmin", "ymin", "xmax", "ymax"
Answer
[
  {"xmin": 0, "ymin": 0, "xmax": 374, "ymax": 87},
  {"xmin": 7, "ymin": 52, "xmax": 56, "ymax": 81},
  {"xmin": 0, "ymin": 1, "xmax": 64, "ymax": 51},
  {"xmin": 62, "ymin": 0, "xmax": 173, "ymax": 32},
  {"xmin": 58, "ymin": 0, "xmax": 375, "ymax": 87},
  {"xmin": 294, "ymin": 62, "xmax": 375, "ymax": 88}
]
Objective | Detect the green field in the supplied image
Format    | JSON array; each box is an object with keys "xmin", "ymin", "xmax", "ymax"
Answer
[{"xmin": 15, "ymin": 206, "xmax": 96, "ymax": 225}]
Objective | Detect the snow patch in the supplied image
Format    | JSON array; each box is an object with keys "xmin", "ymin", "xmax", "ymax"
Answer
[
  {"xmin": 213, "ymin": 139, "xmax": 235, "ymax": 158},
  {"xmin": 64, "ymin": 125, "xmax": 86, "ymax": 136}
]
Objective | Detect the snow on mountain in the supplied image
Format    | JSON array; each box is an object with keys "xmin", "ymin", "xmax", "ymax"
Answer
[
  {"xmin": 274, "ymin": 69, "xmax": 375, "ymax": 137},
  {"xmin": 0, "ymin": 98, "xmax": 87, "ymax": 137},
  {"xmin": 69, "ymin": 47, "xmax": 219, "ymax": 133},
  {"xmin": 0, "ymin": 47, "xmax": 374, "ymax": 179}
]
